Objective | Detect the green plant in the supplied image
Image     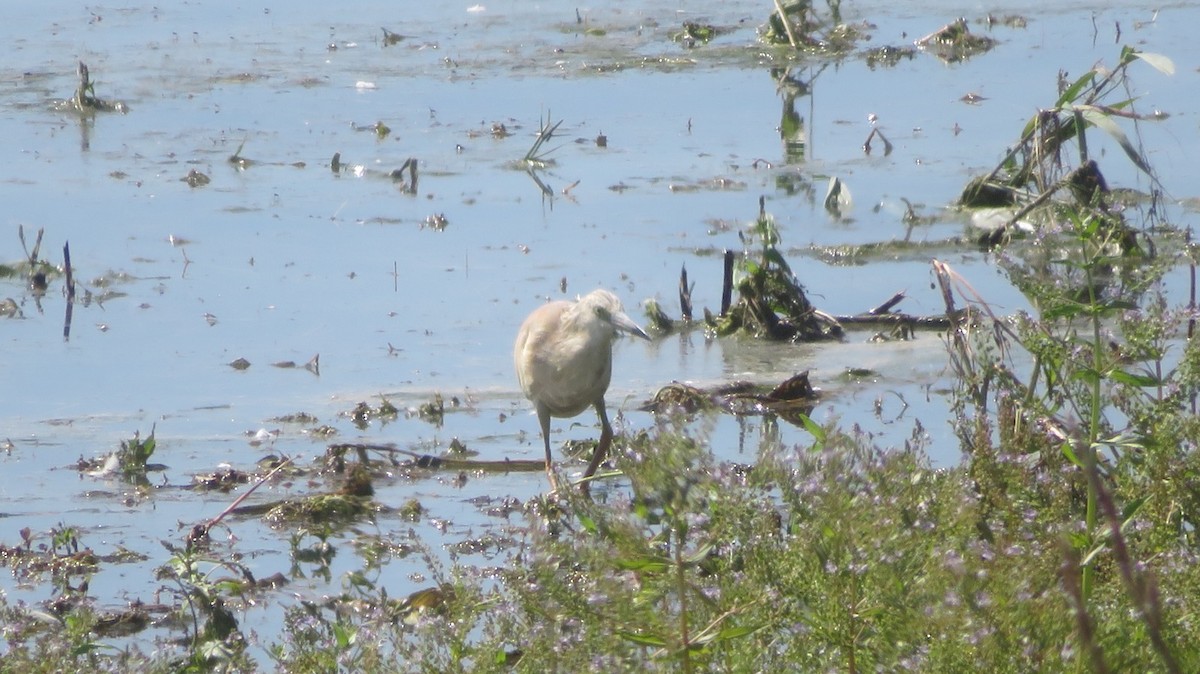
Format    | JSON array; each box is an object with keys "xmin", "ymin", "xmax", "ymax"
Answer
[
  {"xmin": 117, "ymin": 424, "xmax": 156, "ymax": 482},
  {"xmin": 961, "ymin": 46, "xmax": 1173, "ymax": 221},
  {"xmin": 935, "ymin": 199, "xmax": 1193, "ymax": 671},
  {"xmin": 712, "ymin": 197, "xmax": 840, "ymax": 341},
  {"xmin": 155, "ymin": 541, "xmax": 256, "ymax": 671},
  {"xmin": 522, "ymin": 111, "xmax": 562, "ymax": 167}
]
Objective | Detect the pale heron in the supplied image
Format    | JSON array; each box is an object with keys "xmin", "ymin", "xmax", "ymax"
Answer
[{"xmin": 514, "ymin": 289, "xmax": 650, "ymax": 492}]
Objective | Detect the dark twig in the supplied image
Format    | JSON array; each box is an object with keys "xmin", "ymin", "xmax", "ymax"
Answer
[
  {"xmin": 1189, "ymin": 233, "xmax": 1196, "ymax": 414},
  {"xmin": 679, "ymin": 265, "xmax": 693, "ymax": 321},
  {"xmin": 188, "ymin": 458, "xmax": 293, "ymax": 548},
  {"xmin": 20, "ymin": 225, "xmax": 44, "ymax": 265},
  {"xmin": 63, "ymin": 242, "xmax": 75, "ymax": 342},
  {"xmin": 329, "ymin": 442, "xmax": 546, "ymax": 472},
  {"xmin": 1061, "ymin": 542, "xmax": 1111, "ymax": 674},
  {"xmin": 863, "ymin": 127, "xmax": 893, "ymax": 156},
  {"xmin": 391, "ymin": 157, "xmax": 419, "ymax": 193},
  {"xmin": 1086, "ymin": 460, "xmax": 1183, "ymax": 673},
  {"xmin": 868, "ymin": 291, "xmax": 906, "ymax": 315},
  {"xmin": 1187, "ymin": 229, "xmax": 1195, "ymax": 342},
  {"xmin": 720, "ymin": 250, "xmax": 735, "ymax": 317}
]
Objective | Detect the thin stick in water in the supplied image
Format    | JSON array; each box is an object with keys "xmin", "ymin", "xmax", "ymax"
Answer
[{"xmin": 62, "ymin": 242, "xmax": 75, "ymax": 341}]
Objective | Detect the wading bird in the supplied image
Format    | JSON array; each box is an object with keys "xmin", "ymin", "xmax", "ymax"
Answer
[{"xmin": 514, "ymin": 289, "xmax": 650, "ymax": 492}]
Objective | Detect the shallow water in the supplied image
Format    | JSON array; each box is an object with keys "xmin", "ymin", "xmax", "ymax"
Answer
[{"xmin": 1, "ymin": 0, "xmax": 1196, "ymax": 659}]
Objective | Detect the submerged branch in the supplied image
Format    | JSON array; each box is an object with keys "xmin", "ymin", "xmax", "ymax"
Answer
[{"xmin": 329, "ymin": 442, "xmax": 546, "ymax": 473}]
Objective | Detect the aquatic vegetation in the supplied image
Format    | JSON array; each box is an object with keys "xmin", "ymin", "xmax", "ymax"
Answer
[
  {"xmin": 914, "ymin": 18, "xmax": 998, "ymax": 63},
  {"xmin": 522, "ymin": 111, "xmax": 562, "ymax": 167},
  {"xmin": 761, "ymin": 0, "xmax": 853, "ymax": 51},
  {"xmin": 960, "ymin": 45, "xmax": 1174, "ymax": 248},
  {"xmin": 116, "ymin": 425, "xmax": 157, "ymax": 482},
  {"xmin": 709, "ymin": 197, "xmax": 842, "ymax": 341},
  {"xmin": 68, "ymin": 62, "xmax": 128, "ymax": 114}
]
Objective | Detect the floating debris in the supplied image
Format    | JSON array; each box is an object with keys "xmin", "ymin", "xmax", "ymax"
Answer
[
  {"xmin": 915, "ymin": 18, "xmax": 997, "ymax": 63},
  {"xmin": 673, "ymin": 21, "xmax": 721, "ymax": 47},
  {"xmin": 381, "ymin": 27, "xmax": 405, "ymax": 46},
  {"xmin": 865, "ymin": 45, "xmax": 917, "ymax": 69},
  {"xmin": 181, "ymin": 169, "xmax": 210, "ymax": 188},
  {"xmin": 824, "ymin": 176, "xmax": 853, "ymax": 215},
  {"xmin": 642, "ymin": 372, "xmax": 819, "ymax": 426}
]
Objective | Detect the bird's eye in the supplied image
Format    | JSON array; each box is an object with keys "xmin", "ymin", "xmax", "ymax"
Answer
[{"xmin": 595, "ymin": 307, "xmax": 610, "ymax": 321}]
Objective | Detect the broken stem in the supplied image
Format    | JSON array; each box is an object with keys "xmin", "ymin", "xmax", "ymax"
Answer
[{"xmin": 772, "ymin": 0, "xmax": 800, "ymax": 49}]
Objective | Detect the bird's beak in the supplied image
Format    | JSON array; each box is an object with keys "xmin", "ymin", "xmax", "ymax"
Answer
[{"xmin": 612, "ymin": 311, "xmax": 651, "ymax": 341}]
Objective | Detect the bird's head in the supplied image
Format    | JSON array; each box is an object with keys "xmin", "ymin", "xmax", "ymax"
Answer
[{"xmin": 580, "ymin": 289, "xmax": 651, "ymax": 341}]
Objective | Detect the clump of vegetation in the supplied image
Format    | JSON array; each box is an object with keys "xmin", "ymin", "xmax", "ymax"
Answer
[
  {"xmin": 70, "ymin": 61, "xmax": 128, "ymax": 114},
  {"xmin": 761, "ymin": 0, "xmax": 867, "ymax": 53},
  {"xmin": 914, "ymin": 18, "xmax": 997, "ymax": 62},
  {"xmin": 671, "ymin": 21, "xmax": 722, "ymax": 47},
  {"xmin": 346, "ymin": 397, "xmax": 399, "ymax": 430},
  {"xmin": 710, "ymin": 197, "xmax": 842, "ymax": 341},
  {"xmin": 417, "ymin": 392, "xmax": 445, "ymax": 426},
  {"xmin": 959, "ymin": 46, "xmax": 1173, "ymax": 248},
  {"xmin": 154, "ymin": 540, "xmax": 260, "ymax": 671},
  {"xmin": 522, "ymin": 111, "xmax": 562, "ymax": 168},
  {"xmin": 117, "ymin": 425, "xmax": 157, "ymax": 482}
]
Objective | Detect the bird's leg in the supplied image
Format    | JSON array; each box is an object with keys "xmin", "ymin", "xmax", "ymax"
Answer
[
  {"xmin": 537, "ymin": 404, "xmax": 559, "ymax": 492},
  {"xmin": 580, "ymin": 399, "xmax": 612, "ymax": 495}
]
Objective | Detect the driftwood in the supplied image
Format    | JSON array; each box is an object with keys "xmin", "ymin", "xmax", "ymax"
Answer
[
  {"xmin": 831, "ymin": 311, "xmax": 960, "ymax": 330},
  {"xmin": 648, "ymin": 282, "xmax": 960, "ymax": 336}
]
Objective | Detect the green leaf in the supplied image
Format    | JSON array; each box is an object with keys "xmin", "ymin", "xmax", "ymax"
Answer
[
  {"xmin": 764, "ymin": 248, "xmax": 791, "ymax": 273},
  {"xmin": 1022, "ymin": 68, "xmax": 1093, "ymax": 137},
  {"xmin": 681, "ymin": 542, "xmax": 715, "ymax": 567},
  {"xmin": 716, "ymin": 623, "xmax": 765, "ymax": 640},
  {"xmin": 1076, "ymin": 105, "xmax": 1153, "ymax": 176},
  {"xmin": 1080, "ymin": 542, "xmax": 1107, "ymax": 567},
  {"xmin": 71, "ymin": 643, "xmax": 104, "ymax": 656},
  {"xmin": 795, "ymin": 412, "xmax": 826, "ymax": 445},
  {"xmin": 1108, "ymin": 369, "xmax": 1160, "ymax": 387},
  {"xmin": 1133, "ymin": 50, "xmax": 1176, "ymax": 76},
  {"xmin": 577, "ymin": 514, "xmax": 597, "ymax": 534},
  {"xmin": 333, "ymin": 622, "xmax": 354, "ymax": 649},
  {"xmin": 1061, "ymin": 441, "xmax": 1083, "ymax": 468},
  {"xmin": 619, "ymin": 630, "xmax": 667, "ymax": 647},
  {"xmin": 615, "ymin": 554, "xmax": 671, "ymax": 573},
  {"xmin": 1121, "ymin": 495, "xmax": 1149, "ymax": 526},
  {"xmin": 1064, "ymin": 530, "xmax": 1088, "ymax": 550},
  {"xmin": 1055, "ymin": 69, "xmax": 1097, "ymax": 107},
  {"xmin": 1040, "ymin": 301, "xmax": 1085, "ymax": 320},
  {"xmin": 1094, "ymin": 432, "xmax": 1146, "ymax": 452},
  {"xmin": 1071, "ymin": 367, "xmax": 1102, "ymax": 386},
  {"xmin": 1099, "ymin": 298, "xmax": 1138, "ymax": 311}
]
